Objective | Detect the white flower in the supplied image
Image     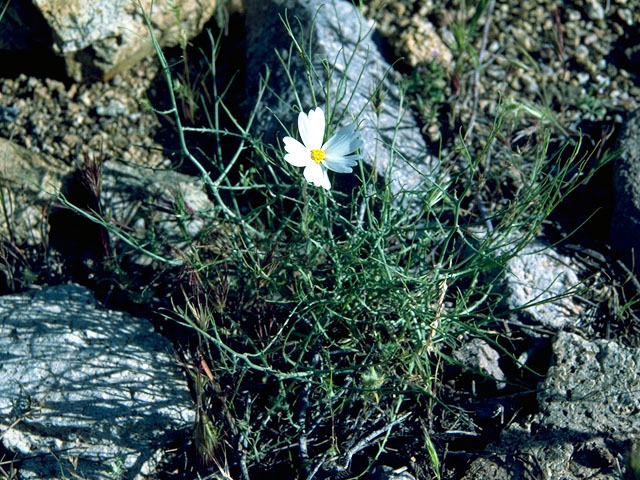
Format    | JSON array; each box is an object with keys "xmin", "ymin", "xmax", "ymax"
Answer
[{"xmin": 283, "ymin": 107, "xmax": 363, "ymax": 190}]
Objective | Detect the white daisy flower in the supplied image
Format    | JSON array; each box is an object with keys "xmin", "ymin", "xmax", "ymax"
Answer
[{"xmin": 283, "ymin": 107, "xmax": 363, "ymax": 190}]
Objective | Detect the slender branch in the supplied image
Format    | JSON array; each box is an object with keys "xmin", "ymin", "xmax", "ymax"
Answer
[
  {"xmin": 137, "ymin": 1, "xmax": 264, "ymax": 239},
  {"xmin": 465, "ymin": 0, "xmax": 497, "ymax": 142},
  {"xmin": 298, "ymin": 351, "xmax": 321, "ymax": 477},
  {"xmin": 334, "ymin": 412, "xmax": 412, "ymax": 472}
]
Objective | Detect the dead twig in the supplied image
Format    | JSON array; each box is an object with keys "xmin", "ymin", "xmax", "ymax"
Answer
[
  {"xmin": 298, "ymin": 351, "xmax": 321, "ymax": 477},
  {"xmin": 333, "ymin": 412, "xmax": 412, "ymax": 473},
  {"xmin": 617, "ymin": 258, "xmax": 640, "ymax": 293}
]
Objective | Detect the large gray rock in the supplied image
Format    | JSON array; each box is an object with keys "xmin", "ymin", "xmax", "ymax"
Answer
[
  {"xmin": 0, "ymin": 0, "xmax": 216, "ymax": 81},
  {"xmin": 245, "ymin": 0, "xmax": 438, "ymax": 194},
  {"xmin": 0, "ymin": 284, "xmax": 195, "ymax": 480},
  {"xmin": 503, "ymin": 240, "xmax": 584, "ymax": 331},
  {"xmin": 612, "ymin": 108, "xmax": 640, "ymax": 271},
  {"xmin": 538, "ymin": 332, "xmax": 639, "ymax": 437},
  {"xmin": 462, "ymin": 332, "xmax": 639, "ymax": 480}
]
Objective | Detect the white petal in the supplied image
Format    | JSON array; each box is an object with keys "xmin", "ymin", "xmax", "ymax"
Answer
[
  {"xmin": 323, "ymin": 153, "xmax": 359, "ymax": 173},
  {"xmin": 307, "ymin": 107, "xmax": 325, "ymax": 148},
  {"xmin": 323, "ymin": 124, "xmax": 363, "ymax": 157},
  {"xmin": 319, "ymin": 167, "xmax": 331, "ymax": 190},
  {"xmin": 303, "ymin": 162, "xmax": 328, "ymax": 188},
  {"xmin": 298, "ymin": 107, "xmax": 325, "ymax": 150},
  {"xmin": 283, "ymin": 136, "xmax": 310, "ymax": 167}
]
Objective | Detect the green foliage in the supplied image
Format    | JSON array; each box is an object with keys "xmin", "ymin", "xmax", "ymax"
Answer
[
  {"xmin": 405, "ymin": 62, "xmax": 448, "ymax": 123},
  {"xmin": 108, "ymin": 456, "xmax": 126, "ymax": 480},
  {"xmin": 424, "ymin": 434, "xmax": 441, "ymax": 480},
  {"xmin": 76, "ymin": 2, "xmax": 607, "ymax": 478},
  {"xmin": 577, "ymin": 92, "xmax": 609, "ymax": 120}
]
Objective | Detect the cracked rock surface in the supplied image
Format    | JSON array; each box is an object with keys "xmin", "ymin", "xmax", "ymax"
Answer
[
  {"xmin": 462, "ymin": 332, "xmax": 639, "ymax": 480},
  {"xmin": 0, "ymin": 284, "xmax": 195, "ymax": 480}
]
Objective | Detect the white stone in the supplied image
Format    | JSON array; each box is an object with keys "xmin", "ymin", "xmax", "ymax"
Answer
[
  {"xmin": 0, "ymin": 284, "xmax": 195, "ymax": 480},
  {"xmin": 0, "ymin": 137, "xmax": 213, "ymax": 267},
  {"xmin": 618, "ymin": 8, "xmax": 633, "ymax": 25},
  {"xmin": 585, "ymin": 0, "xmax": 605, "ymax": 20},
  {"xmin": 503, "ymin": 240, "xmax": 584, "ymax": 330}
]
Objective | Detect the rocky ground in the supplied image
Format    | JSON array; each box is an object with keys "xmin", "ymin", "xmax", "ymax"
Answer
[
  {"xmin": 1, "ymin": 0, "xmax": 640, "ymax": 479},
  {"xmin": 364, "ymin": 0, "xmax": 639, "ymax": 128},
  {"xmin": 0, "ymin": 56, "xmax": 165, "ymax": 170}
]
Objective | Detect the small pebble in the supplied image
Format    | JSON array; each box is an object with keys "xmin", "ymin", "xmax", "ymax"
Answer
[
  {"xmin": 577, "ymin": 72, "xmax": 591, "ymax": 85},
  {"xmin": 95, "ymin": 99, "xmax": 129, "ymax": 117},
  {"xmin": 567, "ymin": 9, "xmax": 582, "ymax": 21},
  {"xmin": 0, "ymin": 106, "xmax": 19, "ymax": 123},
  {"xmin": 520, "ymin": 73, "xmax": 539, "ymax": 94},
  {"xmin": 584, "ymin": 33, "xmax": 599, "ymax": 45},
  {"xmin": 575, "ymin": 45, "xmax": 589, "ymax": 63},
  {"xmin": 618, "ymin": 8, "xmax": 633, "ymax": 25},
  {"xmin": 585, "ymin": 0, "xmax": 605, "ymax": 20}
]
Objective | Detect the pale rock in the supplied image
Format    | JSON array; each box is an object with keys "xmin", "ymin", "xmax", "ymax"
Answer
[
  {"xmin": 400, "ymin": 15, "xmax": 453, "ymax": 68},
  {"xmin": 366, "ymin": 465, "xmax": 417, "ymax": 480},
  {"xmin": 585, "ymin": 0, "xmax": 605, "ymax": 20},
  {"xmin": 2, "ymin": 0, "xmax": 216, "ymax": 81},
  {"xmin": 0, "ymin": 137, "xmax": 71, "ymax": 246},
  {"xmin": 503, "ymin": 240, "xmax": 583, "ymax": 330},
  {"xmin": 453, "ymin": 338, "xmax": 506, "ymax": 387},
  {"xmin": 0, "ymin": 137, "xmax": 213, "ymax": 267},
  {"xmin": 617, "ymin": 8, "xmax": 633, "ymax": 26},
  {"xmin": 99, "ymin": 159, "xmax": 212, "ymax": 265},
  {"xmin": 0, "ymin": 284, "xmax": 195, "ymax": 480}
]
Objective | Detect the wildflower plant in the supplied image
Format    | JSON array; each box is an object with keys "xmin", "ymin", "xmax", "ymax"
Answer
[{"xmin": 67, "ymin": 2, "xmax": 609, "ymax": 479}]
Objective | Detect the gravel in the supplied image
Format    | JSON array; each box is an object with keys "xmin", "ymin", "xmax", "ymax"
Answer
[
  {"xmin": 363, "ymin": 0, "xmax": 639, "ymax": 135},
  {"xmin": 0, "ymin": 56, "xmax": 166, "ymax": 169}
]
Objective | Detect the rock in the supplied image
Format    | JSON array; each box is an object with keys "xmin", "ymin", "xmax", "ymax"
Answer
[
  {"xmin": 244, "ymin": 0, "xmax": 438, "ymax": 194},
  {"xmin": 539, "ymin": 332, "xmax": 639, "ymax": 435},
  {"xmin": 453, "ymin": 338, "xmax": 506, "ymax": 387},
  {"xmin": 0, "ymin": 137, "xmax": 71, "ymax": 246},
  {"xmin": 462, "ymin": 332, "xmax": 638, "ymax": 480},
  {"xmin": 502, "ymin": 240, "xmax": 583, "ymax": 331},
  {"xmin": 618, "ymin": 8, "xmax": 634, "ymax": 26},
  {"xmin": 0, "ymin": 284, "xmax": 195, "ymax": 480},
  {"xmin": 1, "ymin": 0, "xmax": 217, "ymax": 81},
  {"xmin": 0, "ymin": 137, "xmax": 213, "ymax": 266},
  {"xmin": 585, "ymin": 0, "xmax": 606, "ymax": 20},
  {"xmin": 95, "ymin": 99, "xmax": 129, "ymax": 117},
  {"xmin": 399, "ymin": 15, "xmax": 452, "ymax": 68},
  {"xmin": 361, "ymin": 2, "xmax": 452, "ymax": 71},
  {"xmin": 461, "ymin": 456, "xmax": 528, "ymax": 480},
  {"xmin": 98, "ymin": 159, "xmax": 212, "ymax": 266},
  {"xmin": 611, "ymin": 109, "xmax": 640, "ymax": 271}
]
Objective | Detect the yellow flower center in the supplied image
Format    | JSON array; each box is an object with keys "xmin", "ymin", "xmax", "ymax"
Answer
[{"xmin": 310, "ymin": 149, "xmax": 326, "ymax": 164}]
